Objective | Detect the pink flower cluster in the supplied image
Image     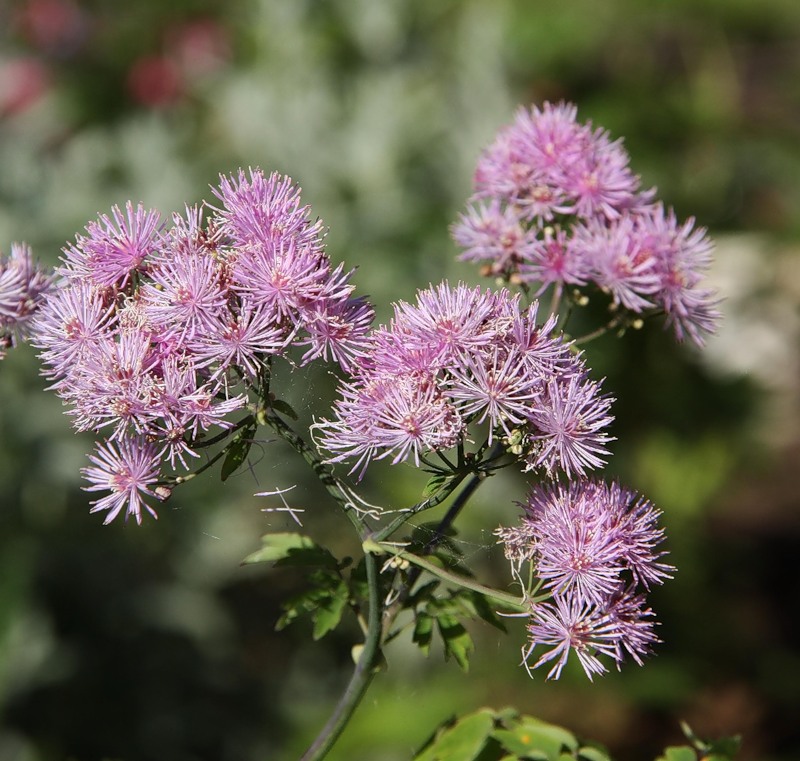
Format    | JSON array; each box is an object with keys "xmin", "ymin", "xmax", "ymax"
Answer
[
  {"xmin": 314, "ymin": 282, "xmax": 613, "ymax": 478},
  {"xmin": 452, "ymin": 102, "xmax": 719, "ymax": 345},
  {"xmin": 0, "ymin": 242, "xmax": 54, "ymax": 359},
  {"xmin": 496, "ymin": 480, "xmax": 673, "ymax": 680},
  {"xmin": 32, "ymin": 168, "xmax": 373, "ymax": 524}
]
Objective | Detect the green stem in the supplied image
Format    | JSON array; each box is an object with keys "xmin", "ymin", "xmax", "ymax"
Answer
[
  {"xmin": 166, "ymin": 445, "xmax": 229, "ymax": 486},
  {"xmin": 548, "ymin": 281, "xmax": 563, "ymax": 318},
  {"xmin": 190, "ymin": 414, "xmax": 255, "ymax": 449},
  {"xmin": 263, "ymin": 409, "xmax": 358, "ymax": 525},
  {"xmin": 372, "ymin": 473, "xmax": 467, "ymax": 543},
  {"xmin": 365, "ymin": 541, "xmax": 529, "ymax": 613},
  {"xmin": 264, "ymin": 410, "xmax": 384, "ymax": 761},
  {"xmin": 572, "ymin": 313, "xmax": 625, "ymax": 345},
  {"xmin": 299, "ymin": 550, "xmax": 382, "ymax": 761},
  {"xmin": 420, "ymin": 461, "xmax": 489, "ymax": 553}
]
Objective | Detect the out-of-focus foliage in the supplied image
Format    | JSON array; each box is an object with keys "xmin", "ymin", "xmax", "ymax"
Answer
[
  {"xmin": 411, "ymin": 708, "xmax": 740, "ymax": 761},
  {"xmin": 1, "ymin": 1, "xmax": 799, "ymax": 760}
]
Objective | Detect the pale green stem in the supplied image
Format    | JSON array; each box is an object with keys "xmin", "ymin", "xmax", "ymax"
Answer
[{"xmin": 364, "ymin": 540, "xmax": 531, "ymax": 613}]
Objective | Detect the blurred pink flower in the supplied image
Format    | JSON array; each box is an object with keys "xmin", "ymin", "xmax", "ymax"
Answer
[
  {"xmin": 0, "ymin": 56, "xmax": 51, "ymax": 117},
  {"xmin": 15, "ymin": 0, "xmax": 88, "ymax": 57},
  {"xmin": 127, "ymin": 55, "xmax": 183, "ymax": 109},
  {"xmin": 168, "ymin": 18, "xmax": 231, "ymax": 82}
]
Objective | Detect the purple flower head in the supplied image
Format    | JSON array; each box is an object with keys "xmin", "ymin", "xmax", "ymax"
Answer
[
  {"xmin": 316, "ymin": 281, "xmax": 610, "ymax": 477},
  {"xmin": 454, "ymin": 101, "xmax": 719, "ymax": 346},
  {"xmin": 190, "ymin": 302, "xmax": 289, "ymax": 380},
  {"xmin": 451, "ymin": 200, "xmax": 537, "ymax": 277},
  {"xmin": 231, "ymin": 238, "xmax": 331, "ymax": 323},
  {"xmin": 523, "ymin": 595, "xmax": 620, "ymax": 681},
  {"xmin": 524, "ymin": 480, "xmax": 627, "ymax": 605},
  {"xmin": 391, "ymin": 282, "xmax": 502, "ymax": 365},
  {"xmin": 139, "ymin": 243, "xmax": 229, "ymax": 344},
  {"xmin": 315, "ymin": 373, "xmax": 463, "ymax": 476},
  {"xmin": 1, "ymin": 242, "xmax": 55, "ymax": 358},
  {"xmin": 64, "ymin": 328, "xmax": 161, "ymax": 438},
  {"xmin": 572, "ymin": 215, "xmax": 661, "ymax": 312},
  {"xmin": 518, "ymin": 225, "xmax": 589, "ymax": 294},
  {"xmin": 473, "ymin": 102, "xmax": 641, "ymax": 223},
  {"xmin": 605, "ymin": 585, "xmax": 660, "ymax": 667},
  {"xmin": 32, "ymin": 282, "xmax": 115, "ymax": 376},
  {"xmin": 296, "ymin": 294, "xmax": 375, "ymax": 372},
  {"xmin": 446, "ymin": 345, "xmax": 540, "ymax": 444},
  {"xmin": 510, "ymin": 479, "xmax": 672, "ymax": 603},
  {"xmin": 31, "ymin": 166, "xmax": 370, "ymax": 524},
  {"xmin": 497, "ymin": 478, "xmax": 671, "ymax": 678},
  {"xmin": 639, "ymin": 204, "xmax": 720, "ymax": 345},
  {"xmin": 212, "ymin": 168, "xmax": 325, "ymax": 253},
  {"xmin": 526, "ymin": 373, "xmax": 614, "ymax": 478},
  {"xmin": 556, "ymin": 125, "xmax": 642, "ymax": 221},
  {"xmin": 61, "ymin": 202, "xmax": 162, "ymax": 289},
  {"xmin": 81, "ymin": 437, "xmax": 162, "ymax": 524}
]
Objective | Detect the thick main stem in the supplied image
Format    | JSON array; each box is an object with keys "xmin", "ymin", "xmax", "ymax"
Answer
[
  {"xmin": 264, "ymin": 412, "xmax": 500, "ymax": 760},
  {"xmin": 264, "ymin": 410, "xmax": 384, "ymax": 761},
  {"xmin": 299, "ymin": 550, "xmax": 382, "ymax": 761}
]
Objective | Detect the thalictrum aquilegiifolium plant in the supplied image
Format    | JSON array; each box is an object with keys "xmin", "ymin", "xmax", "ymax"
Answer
[{"xmin": 0, "ymin": 102, "xmax": 729, "ymax": 761}]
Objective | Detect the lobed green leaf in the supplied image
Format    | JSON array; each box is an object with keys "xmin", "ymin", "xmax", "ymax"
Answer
[
  {"xmin": 412, "ymin": 612, "xmax": 434, "ymax": 656},
  {"xmin": 414, "ymin": 709, "xmax": 495, "ymax": 761},
  {"xmin": 220, "ymin": 423, "xmax": 257, "ymax": 481},
  {"xmin": 436, "ymin": 613, "xmax": 474, "ymax": 672},
  {"xmin": 241, "ymin": 532, "xmax": 339, "ymax": 569}
]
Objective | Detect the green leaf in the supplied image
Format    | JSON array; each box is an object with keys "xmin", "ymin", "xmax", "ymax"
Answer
[
  {"xmin": 311, "ymin": 576, "xmax": 349, "ymax": 640},
  {"xmin": 455, "ymin": 589, "xmax": 507, "ymax": 633},
  {"xmin": 241, "ymin": 533, "xmax": 338, "ymax": 568},
  {"xmin": 436, "ymin": 613, "xmax": 474, "ymax": 672},
  {"xmin": 413, "ymin": 612, "xmax": 434, "ymax": 656},
  {"xmin": 348, "ymin": 557, "xmax": 369, "ymax": 601},
  {"xmin": 492, "ymin": 729, "xmax": 545, "ymax": 759},
  {"xmin": 275, "ymin": 569, "xmax": 348, "ymax": 640},
  {"xmin": 270, "ymin": 398, "xmax": 298, "ymax": 420},
  {"xmin": 407, "ymin": 579, "xmax": 440, "ymax": 608},
  {"xmin": 578, "ymin": 745, "xmax": 613, "ymax": 761},
  {"xmin": 656, "ymin": 747, "xmax": 696, "ymax": 761},
  {"xmin": 493, "ymin": 717, "xmax": 578, "ymax": 761},
  {"xmin": 414, "ymin": 709, "xmax": 495, "ymax": 761},
  {"xmin": 678, "ymin": 721, "xmax": 741, "ymax": 758},
  {"xmin": 423, "ymin": 473, "xmax": 454, "ymax": 498},
  {"xmin": 409, "ymin": 522, "xmax": 463, "ymax": 559},
  {"xmin": 220, "ymin": 423, "xmax": 256, "ymax": 481},
  {"xmin": 274, "ymin": 545, "xmax": 340, "ymax": 569},
  {"xmin": 423, "ymin": 551, "xmax": 473, "ymax": 580},
  {"xmin": 705, "ymin": 736, "xmax": 742, "ymax": 759}
]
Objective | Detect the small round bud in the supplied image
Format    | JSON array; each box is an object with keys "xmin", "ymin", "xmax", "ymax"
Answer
[{"xmin": 154, "ymin": 485, "xmax": 173, "ymax": 502}]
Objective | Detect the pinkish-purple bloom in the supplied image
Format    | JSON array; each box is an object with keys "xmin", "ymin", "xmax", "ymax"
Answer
[
  {"xmin": 32, "ymin": 167, "xmax": 373, "ymax": 524},
  {"xmin": 315, "ymin": 281, "xmax": 611, "ymax": 477},
  {"xmin": 496, "ymin": 478, "xmax": 671, "ymax": 678},
  {"xmin": 81, "ymin": 437, "xmax": 162, "ymax": 524},
  {"xmin": 523, "ymin": 595, "xmax": 620, "ymax": 681},
  {"xmin": 62, "ymin": 202, "xmax": 162, "ymax": 289},
  {"xmin": 1, "ymin": 242, "xmax": 55, "ymax": 358},
  {"xmin": 453, "ymin": 101, "xmax": 719, "ymax": 346}
]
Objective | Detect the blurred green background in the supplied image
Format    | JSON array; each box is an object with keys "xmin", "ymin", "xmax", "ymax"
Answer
[{"xmin": 1, "ymin": 1, "xmax": 799, "ymax": 760}]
